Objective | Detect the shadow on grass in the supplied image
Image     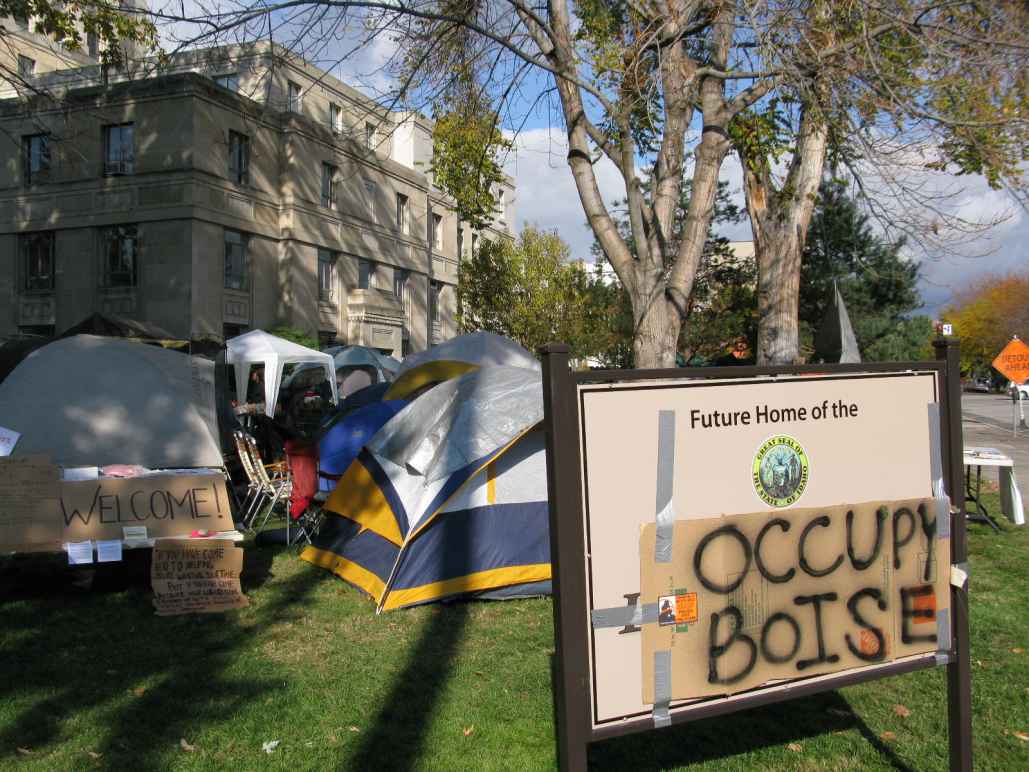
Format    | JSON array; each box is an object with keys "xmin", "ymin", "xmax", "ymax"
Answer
[
  {"xmin": 587, "ymin": 689, "xmax": 914, "ymax": 771},
  {"xmin": 348, "ymin": 602, "xmax": 471, "ymax": 771},
  {"xmin": 0, "ymin": 544, "xmax": 326, "ymax": 769}
]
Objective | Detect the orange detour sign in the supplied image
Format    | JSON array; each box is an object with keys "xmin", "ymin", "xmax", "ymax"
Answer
[{"xmin": 993, "ymin": 338, "xmax": 1029, "ymax": 385}]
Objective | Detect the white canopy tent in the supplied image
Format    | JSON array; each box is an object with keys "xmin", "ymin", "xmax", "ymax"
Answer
[{"xmin": 225, "ymin": 330, "xmax": 338, "ymax": 417}]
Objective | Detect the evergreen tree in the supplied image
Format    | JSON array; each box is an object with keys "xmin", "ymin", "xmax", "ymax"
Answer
[{"xmin": 802, "ymin": 181, "xmax": 931, "ymax": 362}]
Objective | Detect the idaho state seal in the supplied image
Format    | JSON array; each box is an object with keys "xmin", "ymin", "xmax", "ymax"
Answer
[{"xmin": 752, "ymin": 435, "xmax": 809, "ymax": 507}]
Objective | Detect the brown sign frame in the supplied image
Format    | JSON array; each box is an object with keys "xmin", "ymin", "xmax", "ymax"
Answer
[{"xmin": 540, "ymin": 339, "xmax": 972, "ymax": 771}]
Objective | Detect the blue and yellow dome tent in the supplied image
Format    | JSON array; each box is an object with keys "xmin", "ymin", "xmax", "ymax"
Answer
[
  {"xmin": 385, "ymin": 330, "xmax": 540, "ymax": 401},
  {"xmin": 301, "ymin": 364, "xmax": 550, "ymax": 610}
]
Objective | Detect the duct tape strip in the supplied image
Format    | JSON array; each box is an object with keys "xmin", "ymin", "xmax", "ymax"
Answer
[
  {"xmin": 590, "ymin": 602, "xmax": 659, "ymax": 629},
  {"xmin": 936, "ymin": 607, "xmax": 952, "ymax": 654},
  {"xmin": 936, "ymin": 496, "xmax": 951, "ymax": 540},
  {"xmin": 652, "ymin": 649, "xmax": 672, "ymax": 728},
  {"xmin": 654, "ymin": 410, "xmax": 676, "ymax": 564},
  {"xmin": 928, "ymin": 403, "xmax": 945, "ymax": 499}
]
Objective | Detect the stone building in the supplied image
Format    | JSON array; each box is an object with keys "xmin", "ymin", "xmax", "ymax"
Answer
[{"xmin": 0, "ymin": 32, "xmax": 516, "ymax": 355}]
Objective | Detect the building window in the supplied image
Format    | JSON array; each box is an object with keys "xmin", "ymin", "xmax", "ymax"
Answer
[
  {"xmin": 365, "ymin": 122, "xmax": 375, "ymax": 149},
  {"xmin": 228, "ymin": 131, "xmax": 249, "ymax": 185},
  {"xmin": 223, "ymin": 323, "xmax": 248, "ymax": 341},
  {"xmin": 20, "ymin": 232, "xmax": 55, "ymax": 292},
  {"xmin": 457, "ymin": 221, "xmax": 464, "ymax": 256},
  {"xmin": 224, "ymin": 229, "xmax": 248, "ymax": 290},
  {"xmin": 321, "ymin": 163, "xmax": 338, "ymax": 208},
  {"xmin": 99, "ymin": 225, "xmax": 138, "ymax": 287},
  {"xmin": 214, "ymin": 73, "xmax": 239, "ymax": 92},
  {"xmin": 430, "ymin": 280, "xmax": 443, "ymax": 324},
  {"xmin": 394, "ymin": 268, "xmax": 409, "ymax": 313},
  {"xmin": 363, "ymin": 178, "xmax": 377, "ymax": 221},
  {"xmin": 432, "ymin": 212, "xmax": 443, "ymax": 251},
  {"xmin": 358, "ymin": 259, "xmax": 375, "ymax": 290},
  {"xmin": 318, "ymin": 249, "xmax": 335, "ymax": 301},
  {"xmin": 396, "ymin": 193, "xmax": 408, "ymax": 234},
  {"xmin": 287, "ymin": 81, "xmax": 302, "ymax": 113},
  {"xmin": 13, "ymin": 14, "xmax": 28, "ymax": 30},
  {"xmin": 329, "ymin": 103, "xmax": 343, "ymax": 134},
  {"xmin": 87, "ymin": 33, "xmax": 99, "ymax": 58},
  {"xmin": 496, "ymin": 188, "xmax": 505, "ymax": 220},
  {"xmin": 103, "ymin": 123, "xmax": 134, "ymax": 175},
  {"xmin": 471, "ymin": 233, "xmax": 479, "ymax": 255},
  {"xmin": 18, "ymin": 55, "xmax": 35, "ymax": 78},
  {"xmin": 22, "ymin": 134, "xmax": 50, "ymax": 185}
]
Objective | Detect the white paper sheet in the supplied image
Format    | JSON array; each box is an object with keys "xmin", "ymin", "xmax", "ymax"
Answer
[
  {"xmin": 0, "ymin": 426, "xmax": 20, "ymax": 457},
  {"xmin": 62, "ymin": 466, "xmax": 100, "ymax": 481},
  {"xmin": 122, "ymin": 525, "xmax": 148, "ymax": 541},
  {"xmin": 66, "ymin": 541, "xmax": 94, "ymax": 565},
  {"xmin": 96, "ymin": 539, "xmax": 123, "ymax": 563}
]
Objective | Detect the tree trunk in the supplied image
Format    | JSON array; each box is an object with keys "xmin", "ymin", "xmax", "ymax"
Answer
[
  {"xmin": 755, "ymin": 225, "xmax": 804, "ymax": 365},
  {"xmin": 743, "ymin": 104, "xmax": 828, "ymax": 365},
  {"xmin": 632, "ymin": 293, "xmax": 680, "ymax": 368}
]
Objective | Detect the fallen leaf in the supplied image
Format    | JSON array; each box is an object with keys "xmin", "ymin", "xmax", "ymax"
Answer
[
  {"xmin": 262, "ymin": 740, "xmax": 280, "ymax": 754},
  {"xmin": 1011, "ymin": 648, "xmax": 1024, "ymax": 654},
  {"xmin": 893, "ymin": 704, "xmax": 911, "ymax": 718},
  {"xmin": 180, "ymin": 738, "xmax": 195, "ymax": 752},
  {"xmin": 132, "ymin": 687, "xmax": 146, "ymax": 697},
  {"xmin": 87, "ymin": 751, "xmax": 102, "ymax": 760},
  {"xmin": 1014, "ymin": 732, "xmax": 1029, "ymax": 742},
  {"xmin": 463, "ymin": 725, "xmax": 475, "ymax": 737},
  {"xmin": 881, "ymin": 731, "xmax": 897, "ymax": 742},
  {"xmin": 787, "ymin": 742, "xmax": 802, "ymax": 752},
  {"xmin": 348, "ymin": 726, "xmax": 361, "ymax": 733},
  {"xmin": 16, "ymin": 748, "xmax": 32, "ymax": 756}
]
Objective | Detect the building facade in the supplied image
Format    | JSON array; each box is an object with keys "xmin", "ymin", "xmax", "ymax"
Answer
[{"xmin": 0, "ymin": 36, "xmax": 516, "ymax": 356}]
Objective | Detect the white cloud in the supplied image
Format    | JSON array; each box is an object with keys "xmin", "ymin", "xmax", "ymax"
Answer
[{"xmin": 505, "ymin": 128, "xmax": 626, "ymax": 261}]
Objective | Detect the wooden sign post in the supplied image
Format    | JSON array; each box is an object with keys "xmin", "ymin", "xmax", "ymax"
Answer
[{"xmin": 540, "ymin": 339, "xmax": 972, "ymax": 771}]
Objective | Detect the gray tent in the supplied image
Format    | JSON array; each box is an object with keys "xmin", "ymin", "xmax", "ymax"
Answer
[
  {"xmin": 0, "ymin": 335, "xmax": 223, "ymax": 468},
  {"xmin": 814, "ymin": 283, "xmax": 862, "ymax": 364}
]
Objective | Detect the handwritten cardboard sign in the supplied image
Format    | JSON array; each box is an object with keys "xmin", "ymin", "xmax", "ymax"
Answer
[
  {"xmin": 640, "ymin": 498, "xmax": 950, "ymax": 700},
  {"xmin": 0, "ymin": 456, "xmax": 62, "ymax": 551},
  {"xmin": 2, "ymin": 469, "xmax": 233, "ymax": 554},
  {"xmin": 59, "ymin": 474, "xmax": 232, "ymax": 544},
  {"xmin": 151, "ymin": 539, "xmax": 248, "ymax": 615}
]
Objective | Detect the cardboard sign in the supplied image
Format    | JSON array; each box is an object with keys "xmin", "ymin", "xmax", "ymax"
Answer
[
  {"xmin": 639, "ymin": 498, "xmax": 950, "ymax": 701},
  {"xmin": 0, "ymin": 456, "xmax": 62, "ymax": 551},
  {"xmin": 2, "ymin": 469, "xmax": 232, "ymax": 553},
  {"xmin": 151, "ymin": 539, "xmax": 248, "ymax": 615},
  {"xmin": 58, "ymin": 474, "xmax": 232, "ymax": 544},
  {"xmin": 993, "ymin": 338, "xmax": 1029, "ymax": 385}
]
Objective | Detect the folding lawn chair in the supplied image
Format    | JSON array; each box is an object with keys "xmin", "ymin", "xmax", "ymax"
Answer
[
  {"xmin": 233, "ymin": 430, "xmax": 266, "ymax": 529},
  {"xmin": 246, "ymin": 433, "xmax": 292, "ymax": 533}
]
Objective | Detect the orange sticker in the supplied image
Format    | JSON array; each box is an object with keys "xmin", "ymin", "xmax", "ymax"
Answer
[{"xmin": 675, "ymin": 592, "xmax": 698, "ymax": 624}]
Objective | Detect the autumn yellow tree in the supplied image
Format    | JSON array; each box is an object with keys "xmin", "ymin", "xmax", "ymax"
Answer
[{"xmin": 942, "ymin": 273, "xmax": 1029, "ymax": 376}]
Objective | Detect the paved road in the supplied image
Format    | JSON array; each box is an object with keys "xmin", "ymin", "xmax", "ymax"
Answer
[{"xmin": 960, "ymin": 392, "xmax": 1028, "ymax": 527}]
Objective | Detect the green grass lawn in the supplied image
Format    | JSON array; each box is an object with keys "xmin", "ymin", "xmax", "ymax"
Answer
[{"xmin": 1, "ymin": 493, "xmax": 1027, "ymax": 771}]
